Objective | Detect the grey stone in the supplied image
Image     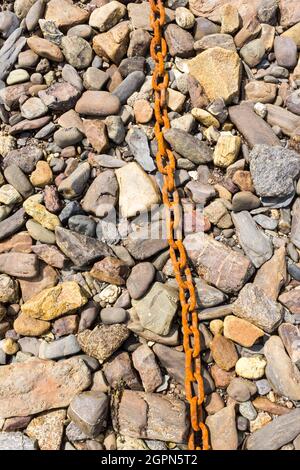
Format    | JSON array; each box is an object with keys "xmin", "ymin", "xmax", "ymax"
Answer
[
  {"xmin": 125, "ymin": 127, "xmax": 155, "ymax": 172},
  {"xmin": 68, "ymin": 391, "xmax": 109, "ymax": 438},
  {"xmin": 194, "ymin": 278, "xmax": 227, "ymax": 308},
  {"xmin": 119, "ymin": 57, "xmax": 145, "ymax": 77},
  {"xmin": 274, "ymin": 36, "xmax": 298, "ymax": 69},
  {"xmin": 233, "ymin": 283, "xmax": 283, "ymax": 333},
  {"xmin": 126, "ymin": 262, "xmax": 155, "ymax": 300},
  {"xmin": 58, "ymin": 162, "xmax": 90, "ymax": 199},
  {"xmin": 38, "ymin": 19, "xmax": 63, "ymax": 45},
  {"xmin": 264, "ymin": 335, "xmax": 300, "ymax": 400},
  {"xmin": 124, "ymin": 220, "xmax": 168, "ymax": 260},
  {"xmin": 3, "ymin": 146, "xmax": 43, "ymax": 173},
  {"xmin": 68, "ymin": 215, "xmax": 96, "ymax": 238},
  {"xmin": 55, "ymin": 227, "xmax": 113, "ymax": 267},
  {"xmin": 61, "ymin": 36, "xmax": 93, "ymax": 70},
  {"xmin": 253, "ymin": 214, "xmax": 278, "ymax": 230},
  {"xmin": 194, "ymin": 33, "xmax": 236, "ymax": 52},
  {"xmin": 164, "ymin": 128, "xmax": 213, "ymax": 164},
  {"xmin": 232, "ymin": 211, "xmax": 273, "ymax": 268},
  {"xmin": 25, "ymin": 0, "xmax": 45, "ymax": 32},
  {"xmin": 82, "ymin": 170, "xmax": 118, "ymax": 217},
  {"xmin": 185, "ymin": 181, "xmax": 216, "ymax": 205},
  {"xmin": 232, "ymin": 192, "xmax": 261, "ymax": 212},
  {"xmin": 278, "ymin": 323, "xmax": 300, "ymax": 367},
  {"xmin": 0, "ymin": 432, "xmax": 37, "ymax": 450},
  {"xmin": 83, "ymin": 67, "xmax": 109, "ymax": 91},
  {"xmin": 132, "ymin": 282, "xmax": 178, "ymax": 335},
  {"xmin": 105, "ymin": 116, "xmax": 126, "ymax": 145},
  {"xmin": 0, "ymin": 208, "xmax": 26, "ymax": 241},
  {"xmin": 239, "ymin": 401, "xmax": 257, "ymax": 421},
  {"xmin": 249, "ymin": 145, "xmax": 300, "ymax": 199},
  {"xmin": 0, "ymin": 12, "xmax": 19, "ymax": 39},
  {"xmin": 54, "ymin": 127, "xmax": 84, "ymax": 148},
  {"xmin": 61, "ymin": 64, "xmax": 83, "ymax": 91},
  {"xmin": 4, "ymin": 164, "xmax": 33, "ymax": 198},
  {"xmin": 100, "ymin": 307, "xmax": 127, "ymax": 324},
  {"xmin": 246, "ymin": 408, "xmax": 300, "ymax": 450},
  {"xmin": 240, "ymin": 39, "xmax": 265, "ymax": 67},
  {"xmin": 26, "ymin": 219, "xmax": 56, "ymax": 244},
  {"xmin": 255, "ymin": 379, "xmax": 271, "ymax": 395},
  {"xmin": 112, "ymin": 71, "xmax": 145, "ymax": 104},
  {"xmin": 39, "ymin": 335, "xmax": 81, "ymax": 360},
  {"xmin": 227, "ymin": 377, "xmax": 252, "ymax": 402}
]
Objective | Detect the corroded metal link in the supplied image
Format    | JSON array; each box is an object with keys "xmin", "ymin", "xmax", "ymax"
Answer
[{"xmin": 149, "ymin": 0, "xmax": 210, "ymax": 451}]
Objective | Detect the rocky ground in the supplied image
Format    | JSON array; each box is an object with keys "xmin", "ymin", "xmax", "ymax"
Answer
[{"xmin": 0, "ymin": 0, "xmax": 300, "ymax": 452}]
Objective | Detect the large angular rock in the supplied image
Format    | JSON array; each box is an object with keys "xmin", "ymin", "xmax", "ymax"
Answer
[
  {"xmin": 0, "ymin": 208, "xmax": 27, "ymax": 241},
  {"xmin": 189, "ymin": 0, "xmax": 261, "ymax": 23},
  {"xmin": 2, "ymin": 146, "xmax": 43, "ymax": 174},
  {"xmin": 124, "ymin": 220, "xmax": 168, "ymax": 260},
  {"xmin": 45, "ymin": 0, "xmax": 89, "ymax": 29},
  {"xmin": 55, "ymin": 227, "xmax": 113, "ymax": 267},
  {"xmin": 0, "ymin": 252, "xmax": 38, "ymax": 278},
  {"xmin": 184, "ymin": 233, "xmax": 255, "ymax": 294},
  {"xmin": 21, "ymin": 281, "xmax": 88, "ymax": 321},
  {"xmin": 132, "ymin": 345, "xmax": 163, "ymax": 393},
  {"xmin": 246, "ymin": 408, "xmax": 300, "ymax": 450},
  {"xmin": 0, "ymin": 357, "xmax": 91, "ymax": 418},
  {"xmin": 132, "ymin": 282, "xmax": 178, "ymax": 336},
  {"xmin": 39, "ymin": 82, "xmax": 80, "ymax": 112},
  {"xmin": 206, "ymin": 405, "xmax": 238, "ymax": 450},
  {"xmin": 68, "ymin": 391, "xmax": 109, "ymax": 437},
  {"xmin": 116, "ymin": 162, "xmax": 161, "ymax": 218},
  {"xmin": 188, "ymin": 47, "xmax": 242, "ymax": 104},
  {"xmin": 254, "ymin": 247, "xmax": 287, "ymax": 300},
  {"xmin": 233, "ymin": 284, "xmax": 283, "ymax": 333},
  {"xmin": 279, "ymin": 288, "xmax": 300, "ymax": 314},
  {"xmin": 232, "ymin": 211, "xmax": 273, "ymax": 268},
  {"xmin": 279, "ymin": 0, "xmax": 300, "ymax": 27},
  {"xmin": 114, "ymin": 390, "xmax": 189, "ymax": 443},
  {"xmin": 77, "ymin": 324, "xmax": 129, "ymax": 362},
  {"xmin": 163, "ymin": 128, "xmax": 213, "ymax": 164},
  {"xmin": 249, "ymin": 145, "xmax": 300, "ymax": 199},
  {"xmin": 82, "ymin": 170, "xmax": 118, "ymax": 217},
  {"xmin": 264, "ymin": 335, "xmax": 300, "ymax": 400}
]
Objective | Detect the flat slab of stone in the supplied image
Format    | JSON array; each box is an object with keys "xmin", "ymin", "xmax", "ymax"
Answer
[
  {"xmin": 115, "ymin": 390, "xmax": 189, "ymax": 444},
  {"xmin": 229, "ymin": 103, "xmax": 281, "ymax": 148},
  {"xmin": 0, "ymin": 357, "xmax": 91, "ymax": 418},
  {"xmin": 184, "ymin": 233, "xmax": 255, "ymax": 294}
]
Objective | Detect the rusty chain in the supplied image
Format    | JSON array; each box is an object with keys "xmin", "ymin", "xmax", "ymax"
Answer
[{"xmin": 149, "ymin": 0, "xmax": 209, "ymax": 451}]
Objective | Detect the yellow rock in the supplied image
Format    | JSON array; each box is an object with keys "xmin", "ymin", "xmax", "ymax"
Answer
[
  {"xmin": 213, "ymin": 132, "xmax": 241, "ymax": 168},
  {"xmin": 223, "ymin": 315, "xmax": 264, "ymax": 347},
  {"xmin": 281, "ymin": 22, "xmax": 300, "ymax": 47},
  {"xmin": 188, "ymin": 47, "xmax": 242, "ymax": 104},
  {"xmin": 30, "ymin": 161, "xmax": 53, "ymax": 187},
  {"xmin": 221, "ymin": 3, "xmax": 241, "ymax": 35},
  {"xmin": 21, "ymin": 281, "xmax": 88, "ymax": 321},
  {"xmin": 210, "ymin": 319, "xmax": 224, "ymax": 336},
  {"xmin": 191, "ymin": 108, "xmax": 220, "ymax": 128},
  {"xmin": 14, "ymin": 312, "xmax": 51, "ymax": 336},
  {"xmin": 235, "ymin": 356, "xmax": 266, "ymax": 380},
  {"xmin": 2, "ymin": 338, "xmax": 19, "ymax": 355},
  {"xmin": 214, "ymin": 184, "xmax": 232, "ymax": 201},
  {"xmin": 23, "ymin": 195, "xmax": 60, "ymax": 231}
]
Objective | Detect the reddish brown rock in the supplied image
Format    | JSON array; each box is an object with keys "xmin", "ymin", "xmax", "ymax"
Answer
[
  {"xmin": 53, "ymin": 315, "xmax": 78, "ymax": 337},
  {"xmin": 0, "ymin": 253, "xmax": 38, "ymax": 278},
  {"xmin": 252, "ymin": 397, "xmax": 291, "ymax": 416},
  {"xmin": 210, "ymin": 364, "xmax": 236, "ymax": 388},
  {"xmin": 206, "ymin": 405, "xmax": 238, "ymax": 450},
  {"xmin": 0, "ymin": 232, "xmax": 32, "ymax": 254},
  {"xmin": 90, "ymin": 256, "xmax": 130, "ymax": 286},
  {"xmin": 19, "ymin": 263, "xmax": 58, "ymax": 302},
  {"xmin": 27, "ymin": 36, "xmax": 64, "ymax": 62},
  {"xmin": 254, "ymin": 247, "xmax": 287, "ymax": 301},
  {"xmin": 82, "ymin": 120, "xmax": 109, "ymax": 153},
  {"xmin": 210, "ymin": 334, "xmax": 239, "ymax": 371},
  {"xmin": 45, "ymin": 0, "xmax": 90, "ymax": 29},
  {"xmin": 103, "ymin": 351, "xmax": 141, "ymax": 390},
  {"xmin": 184, "ymin": 233, "xmax": 254, "ymax": 294},
  {"xmin": 0, "ymin": 357, "xmax": 91, "ymax": 418},
  {"xmin": 115, "ymin": 390, "xmax": 189, "ymax": 443},
  {"xmin": 132, "ymin": 345, "xmax": 163, "ymax": 393},
  {"xmin": 223, "ymin": 315, "xmax": 264, "ymax": 347},
  {"xmin": 10, "ymin": 116, "xmax": 51, "ymax": 135},
  {"xmin": 75, "ymin": 91, "xmax": 120, "ymax": 117},
  {"xmin": 279, "ymin": 289, "xmax": 300, "ymax": 314},
  {"xmin": 204, "ymin": 392, "xmax": 225, "ymax": 416},
  {"xmin": 31, "ymin": 244, "xmax": 67, "ymax": 269}
]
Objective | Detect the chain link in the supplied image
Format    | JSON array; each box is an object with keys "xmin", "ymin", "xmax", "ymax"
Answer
[{"xmin": 149, "ymin": 0, "xmax": 209, "ymax": 451}]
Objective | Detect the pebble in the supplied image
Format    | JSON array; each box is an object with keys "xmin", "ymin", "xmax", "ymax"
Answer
[
  {"xmin": 68, "ymin": 391, "xmax": 109, "ymax": 437},
  {"xmin": 39, "ymin": 334, "xmax": 81, "ymax": 360},
  {"xmin": 235, "ymin": 356, "xmax": 267, "ymax": 380},
  {"xmin": 100, "ymin": 307, "xmax": 127, "ymax": 325},
  {"xmin": 7, "ymin": 69, "xmax": 30, "ymax": 85},
  {"xmin": 113, "ymin": 71, "xmax": 145, "ymax": 104},
  {"xmin": 61, "ymin": 36, "xmax": 92, "ymax": 70}
]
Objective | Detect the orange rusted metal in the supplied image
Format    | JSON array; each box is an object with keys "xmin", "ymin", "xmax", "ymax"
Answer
[{"xmin": 149, "ymin": 0, "xmax": 209, "ymax": 451}]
